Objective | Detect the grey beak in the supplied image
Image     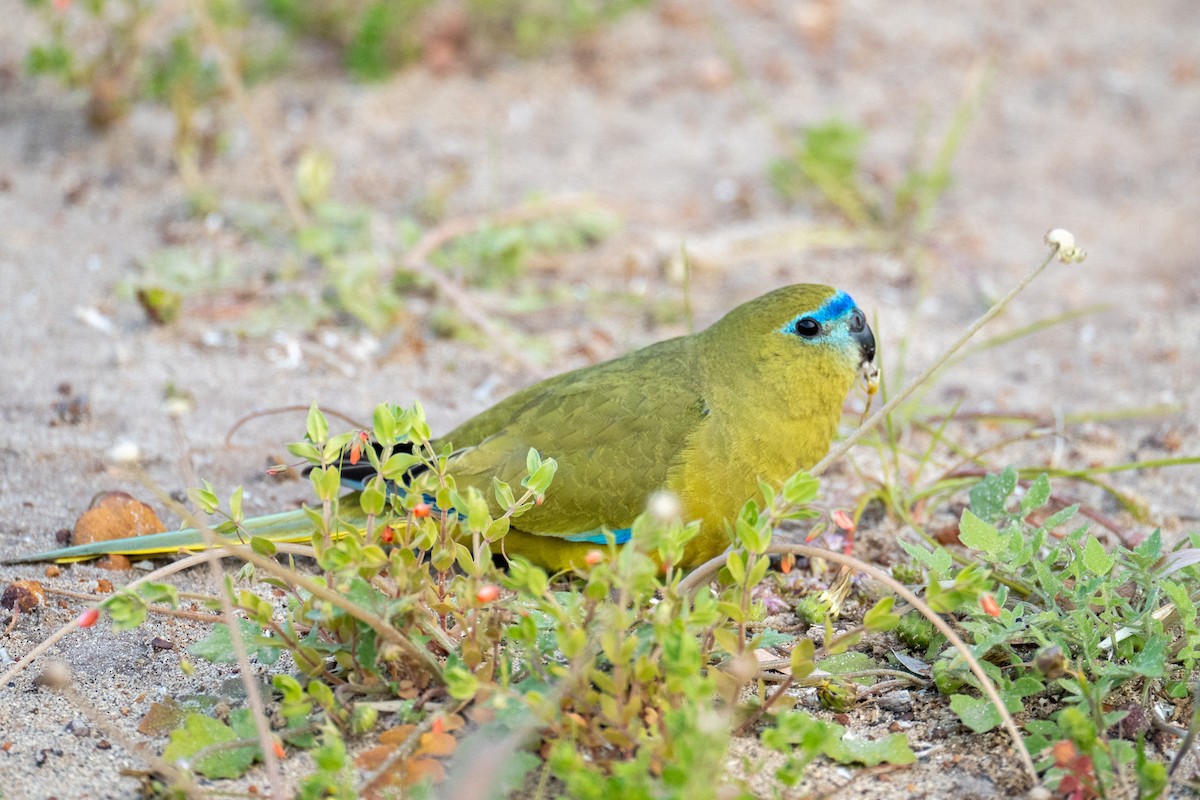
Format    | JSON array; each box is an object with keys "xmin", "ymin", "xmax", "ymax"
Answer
[{"xmin": 854, "ymin": 320, "xmax": 875, "ymax": 364}]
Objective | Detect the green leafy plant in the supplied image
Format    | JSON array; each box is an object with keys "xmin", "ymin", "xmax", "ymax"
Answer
[
  {"xmin": 91, "ymin": 402, "xmax": 927, "ymax": 796},
  {"xmin": 896, "ymin": 466, "xmax": 1200, "ymax": 795},
  {"xmin": 20, "ymin": 237, "xmax": 1197, "ymax": 797},
  {"xmin": 263, "ymin": 0, "xmax": 652, "ymax": 79},
  {"xmin": 767, "ymin": 67, "xmax": 988, "ymax": 251}
]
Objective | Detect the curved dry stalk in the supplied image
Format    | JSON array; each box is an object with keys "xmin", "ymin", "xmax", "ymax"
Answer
[
  {"xmin": 810, "ymin": 245, "xmax": 1060, "ymax": 479},
  {"xmin": 224, "ymin": 405, "xmax": 367, "ymax": 448},
  {"xmin": 60, "ymin": 683, "xmax": 201, "ymax": 796},
  {"xmin": 681, "ymin": 542, "xmax": 1040, "ymax": 787},
  {"xmin": 0, "ymin": 551, "xmax": 218, "ymax": 687}
]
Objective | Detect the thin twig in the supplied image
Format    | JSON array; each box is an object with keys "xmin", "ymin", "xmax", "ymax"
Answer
[
  {"xmin": 225, "ymin": 405, "xmax": 367, "ymax": 448},
  {"xmin": 810, "ymin": 246, "xmax": 1060, "ymax": 478},
  {"xmin": 60, "ymin": 684, "xmax": 201, "ymax": 797},
  {"xmin": 42, "ymin": 586, "xmax": 223, "ymax": 624},
  {"xmin": 132, "ymin": 472, "xmax": 446, "ymax": 682},
  {"xmin": 196, "ymin": 521, "xmax": 289, "ymax": 798},
  {"xmin": 1169, "ymin": 678, "xmax": 1200, "ymax": 779},
  {"xmin": 0, "ymin": 551, "xmax": 214, "ymax": 687},
  {"xmin": 111, "ymin": 489, "xmax": 286, "ymax": 794}
]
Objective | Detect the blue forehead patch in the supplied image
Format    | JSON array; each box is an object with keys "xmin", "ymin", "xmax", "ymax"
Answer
[{"xmin": 779, "ymin": 290, "xmax": 857, "ymax": 334}]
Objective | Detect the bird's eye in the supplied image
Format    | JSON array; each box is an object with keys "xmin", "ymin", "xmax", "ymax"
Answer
[
  {"xmin": 793, "ymin": 317, "xmax": 821, "ymax": 338},
  {"xmin": 848, "ymin": 309, "xmax": 866, "ymax": 333}
]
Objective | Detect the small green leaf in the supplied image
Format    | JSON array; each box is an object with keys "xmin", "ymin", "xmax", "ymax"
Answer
[
  {"xmin": 863, "ymin": 597, "xmax": 901, "ymax": 632},
  {"xmin": 321, "ymin": 432, "xmax": 355, "ymax": 464},
  {"xmin": 725, "ymin": 551, "xmax": 746, "ymax": 584},
  {"xmin": 747, "ymin": 553, "xmax": 771, "ymax": 586},
  {"xmin": 1133, "ymin": 528, "xmax": 1164, "ymax": 562},
  {"xmin": 139, "ymin": 582, "xmax": 179, "ymax": 607},
  {"xmin": 968, "ymin": 468, "xmax": 1017, "ymax": 522},
  {"xmin": 1020, "ymin": 473, "xmax": 1052, "ymax": 514},
  {"xmin": 163, "ymin": 714, "xmax": 257, "ymax": 779},
  {"xmin": 189, "ymin": 482, "xmax": 220, "ymax": 514},
  {"xmin": 229, "ymin": 486, "xmax": 244, "ymax": 523},
  {"xmin": 493, "ymin": 478, "xmax": 517, "ymax": 509},
  {"xmin": 445, "ymin": 664, "xmax": 479, "ymax": 701},
  {"xmin": 790, "ymin": 639, "xmax": 815, "ymax": 680},
  {"xmin": 250, "ymin": 535, "xmax": 277, "ymax": 556},
  {"xmin": 1130, "ymin": 634, "xmax": 1168, "ymax": 677},
  {"xmin": 188, "ymin": 620, "xmax": 261, "ymax": 664},
  {"xmin": 1058, "ymin": 705, "xmax": 1097, "ymax": 747},
  {"xmin": 359, "ymin": 479, "xmax": 386, "ymax": 516},
  {"xmin": 1080, "ymin": 535, "xmax": 1115, "ymax": 575},
  {"xmin": 372, "ymin": 403, "xmax": 396, "ymax": 445},
  {"xmin": 380, "ymin": 451, "xmax": 422, "ymax": 479},
  {"xmin": 898, "ymin": 540, "xmax": 953, "ymax": 574},
  {"xmin": 781, "ymin": 471, "xmax": 819, "ymax": 507},
  {"xmin": 1040, "ymin": 503, "xmax": 1079, "ymax": 531},
  {"xmin": 1136, "ymin": 737, "xmax": 1169, "ymax": 797},
  {"xmin": 286, "ymin": 441, "xmax": 321, "ymax": 463},
  {"xmin": 826, "ymin": 731, "xmax": 916, "ymax": 766},
  {"xmin": 817, "ymin": 651, "xmax": 876, "ymax": 682},
  {"xmin": 464, "ymin": 488, "xmax": 491, "ymax": 533},
  {"xmin": 949, "ymin": 694, "xmax": 1001, "ymax": 733},
  {"xmin": 306, "ymin": 402, "xmax": 328, "ymax": 444},
  {"xmin": 486, "ymin": 515, "xmax": 511, "ymax": 542},
  {"xmin": 735, "ymin": 517, "xmax": 768, "ymax": 555},
  {"xmin": 760, "ymin": 710, "xmax": 839, "ymax": 753},
  {"xmin": 523, "ymin": 458, "xmax": 558, "ymax": 495},
  {"xmin": 102, "ymin": 591, "xmax": 148, "ymax": 631},
  {"xmin": 959, "ymin": 509, "xmax": 1004, "ymax": 556}
]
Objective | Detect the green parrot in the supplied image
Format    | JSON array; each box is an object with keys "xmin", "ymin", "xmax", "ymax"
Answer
[{"xmin": 9, "ymin": 284, "xmax": 875, "ymax": 571}]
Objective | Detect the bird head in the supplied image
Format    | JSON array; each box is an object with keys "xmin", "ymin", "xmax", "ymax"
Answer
[{"xmin": 703, "ymin": 284, "xmax": 875, "ymax": 380}]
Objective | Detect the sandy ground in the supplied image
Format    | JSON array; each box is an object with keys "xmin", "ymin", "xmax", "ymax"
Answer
[{"xmin": 1, "ymin": 1, "xmax": 1199, "ymax": 797}]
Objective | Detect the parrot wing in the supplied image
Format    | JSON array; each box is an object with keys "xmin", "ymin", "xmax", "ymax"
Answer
[{"xmin": 437, "ymin": 335, "xmax": 708, "ymax": 541}]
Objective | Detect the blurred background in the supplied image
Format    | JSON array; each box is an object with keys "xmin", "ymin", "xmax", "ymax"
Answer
[{"xmin": 1, "ymin": 0, "xmax": 1198, "ymax": 542}]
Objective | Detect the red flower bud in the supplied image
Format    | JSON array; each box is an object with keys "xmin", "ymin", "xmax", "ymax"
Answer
[
  {"xmin": 475, "ymin": 584, "xmax": 500, "ymax": 604},
  {"xmin": 831, "ymin": 509, "xmax": 856, "ymax": 532},
  {"xmin": 412, "ymin": 502, "xmax": 431, "ymax": 518}
]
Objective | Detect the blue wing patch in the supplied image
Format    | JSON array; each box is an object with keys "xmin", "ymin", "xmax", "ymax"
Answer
[{"xmin": 563, "ymin": 527, "xmax": 633, "ymax": 545}]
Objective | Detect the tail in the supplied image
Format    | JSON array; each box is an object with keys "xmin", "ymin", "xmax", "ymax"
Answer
[{"xmin": 4, "ymin": 493, "xmax": 369, "ymax": 564}]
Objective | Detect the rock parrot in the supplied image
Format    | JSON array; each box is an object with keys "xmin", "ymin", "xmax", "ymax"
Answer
[{"xmin": 9, "ymin": 284, "xmax": 875, "ymax": 570}]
